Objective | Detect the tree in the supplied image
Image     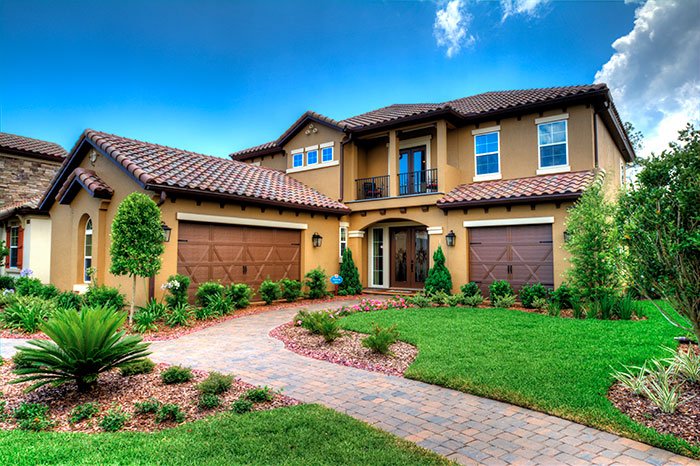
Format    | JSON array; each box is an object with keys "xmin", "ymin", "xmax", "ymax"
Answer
[
  {"xmin": 618, "ymin": 124, "xmax": 700, "ymax": 342},
  {"xmin": 110, "ymin": 193, "xmax": 164, "ymax": 323},
  {"xmin": 424, "ymin": 246, "xmax": 452, "ymax": 294},
  {"xmin": 624, "ymin": 121, "xmax": 644, "ymax": 153},
  {"xmin": 565, "ymin": 181, "xmax": 623, "ymax": 302},
  {"xmin": 338, "ymin": 248, "xmax": 362, "ymax": 296}
]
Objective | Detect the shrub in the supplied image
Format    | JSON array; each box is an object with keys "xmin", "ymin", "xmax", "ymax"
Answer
[
  {"xmin": 546, "ymin": 301, "xmax": 561, "ymax": 317},
  {"xmin": 99, "ymin": 407, "xmax": 129, "ymax": 432},
  {"xmin": 492, "ymin": 294, "xmax": 516, "ymax": 309},
  {"xmin": 460, "ymin": 282, "xmax": 481, "ymax": 297},
  {"xmin": 304, "ymin": 268, "xmax": 329, "ymax": 299},
  {"xmin": 119, "ymin": 358, "xmax": 155, "ymax": 376},
  {"xmin": 642, "ymin": 361, "xmax": 684, "ymax": 414},
  {"xmin": 447, "ymin": 294, "xmax": 463, "ymax": 307},
  {"xmin": 141, "ymin": 298, "xmax": 167, "ymax": 320},
  {"xmin": 279, "ymin": 279, "xmax": 302, "ymax": 302},
  {"xmin": 245, "ymin": 386, "xmax": 274, "ymax": 402},
  {"xmin": 338, "ymin": 248, "xmax": 362, "ymax": 296},
  {"xmin": 615, "ymin": 294, "xmax": 637, "ymax": 320},
  {"xmin": 134, "ymin": 398, "xmax": 161, "ymax": 414},
  {"xmin": 133, "ymin": 307, "xmax": 160, "ymax": 333},
  {"xmin": 15, "ymin": 277, "xmax": 51, "ymax": 298},
  {"xmin": 519, "ymin": 283, "xmax": 549, "ymax": 309},
  {"xmin": 611, "ymin": 362, "xmax": 649, "ymax": 396},
  {"xmin": 667, "ymin": 347, "xmax": 700, "ymax": 384},
  {"xmin": 463, "ymin": 294, "xmax": 484, "ymax": 307},
  {"xmin": 2, "ymin": 296, "xmax": 55, "ymax": 333},
  {"xmin": 165, "ymin": 302, "xmax": 193, "ymax": 327},
  {"xmin": 53, "ymin": 291, "xmax": 82, "ymax": 311},
  {"xmin": 198, "ymin": 393, "xmax": 221, "ymax": 410},
  {"xmin": 406, "ymin": 294, "xmax": 432, "ymax": 308},
  {"xmin": 227, "ymin": 283, "xmax": 253, "ymax": 309},
  {"xmin": 362, "ymin": 324, "xmax": 399, "ymax": 355},
  {"xmin": 14, "ymin": 402, "xmax": 53, "ymax": 431},
  {"xmin": 424, "ymin": 246, "xmax": 452, "ymax": 295},
  {"xmin": 12, "ymin": 306, "xmax": 150, "ymax": 392},
  {"xmin": 69, "ymin": 402, "xmax": 99, "ymax": 424},
  {"xmin": 162, "ymin": 274, "xmax": 190, "ymax": 309},
  {"xmin": 429, "ymin": 291, "xmax": 450, "ymax": 306},
  {"xmin": 196, "ymin": 282, "xmax": 224, "ymax": 308},
  {"xmin": 197, "ymin": 372, "xmax": 233, "ymax": 395},
  {"xmin": 0, "ymin": 289, "xmax": 16, "ymax": 307},
  {"xmin": 205, "ymin": 294, "xmax": 233, "ymax": 317},
  {"xmin": 489, "ymin": 280, "xmax": 513, "ymax": 302},
  {"xmin": 194, "ymin": 304, "xmax": 213, "ymax": 320},
  {"xmin": 231, "ymin": 398, "xmax": 253, "ymax": 414},
  {"xmin": 83, "ymin": 285, "xmax": 126, "ymax": 310},
  {"xmin": 550, "ymin": 283, "xmax": 577, "ymax": 309},
  {"xmin": 155, "ymin": 403, "xmax": 185, "ymax": 423},
  {"xmin": 572, "ymin": 301, "xmax": 585, "ymax": 319},
  {"xmin": 160, "ymin": 365, "xmax": 193, "ymax": 384},
  {"xmin": 0, "ymin": 275, "xmax": 16, "ymax": 290},
  {"xmin": 259, "ymin": 279, "xmax": 282, "ymax": 305},
  {"xmin": 299, "ymin": 310, "xmax": 341, "ymax": 342},
  {"xmin": 12, "ymin": 350, "xmax": 32, "ymax": 369},
  {"xmin": 531, "ymin": 297, "xmax": 549, "ymax": 311}
]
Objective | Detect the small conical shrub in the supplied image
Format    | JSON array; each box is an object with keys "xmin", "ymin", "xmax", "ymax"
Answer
[
  {"xmin": 424, "ymin": 246, "xmax": 452, "ymax": 295},
  {"xmin": 338, "ymin": 248, "xmax": 362, "ymax": 296}
]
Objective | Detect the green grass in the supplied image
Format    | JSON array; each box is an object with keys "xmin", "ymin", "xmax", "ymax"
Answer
[
  {"xmin": 341, "ymin": 302, "xmax": 700, "ymax": 458},
  {"xmin": 0, "ymin": 405, "xmax": 449, "ymax": 465}
]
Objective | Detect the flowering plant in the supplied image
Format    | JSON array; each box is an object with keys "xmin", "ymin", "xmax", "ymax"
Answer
[{"xmin": 19, "ymin": 269, "xmax": 33, "ymax": 278}]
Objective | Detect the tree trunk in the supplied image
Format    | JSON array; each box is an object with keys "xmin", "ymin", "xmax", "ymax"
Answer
[{"xmin": 130, "ymin": 275, "xmax": 136, "ymax": 324}]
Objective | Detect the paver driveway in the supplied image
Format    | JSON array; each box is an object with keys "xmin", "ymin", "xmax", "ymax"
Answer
[{"xmin": 145, "ymin": 301, "xmax": 696, "ymax": 466}]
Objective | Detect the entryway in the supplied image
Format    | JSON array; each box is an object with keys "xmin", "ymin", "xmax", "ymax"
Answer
[{"xmin": 390, "ymin": 227, "xmax": 429, "ymax": 289}]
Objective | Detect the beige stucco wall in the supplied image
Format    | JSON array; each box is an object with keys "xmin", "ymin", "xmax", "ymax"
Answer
[
  {"xmin": 247, "ymin": 153, "xmax": 287, "ymax": 171},
  {"xmin": 1, "ymin": 215, "xmax": 52, "ymax": 282},
  {"xmin": 595, "ymin": 114, "xmax": 625, "ymax": 197}
]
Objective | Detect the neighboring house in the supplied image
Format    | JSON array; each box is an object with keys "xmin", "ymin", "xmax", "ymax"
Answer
[
  {"xmin": 0, "ymin": 132, "xmax": 66, "ymax": 282},
  {"xmin": 231, "ymin": 84, "xmax": 634, "ymax": 295}
]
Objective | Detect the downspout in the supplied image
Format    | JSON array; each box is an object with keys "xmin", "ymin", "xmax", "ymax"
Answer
[
  {"xmin": 339, "ymin": 131, "xmax": 353, "ymax": 203},
  {"xmin": 156, "ymin": 190, "xmax": 167, "ymax": 206},
  {"xmin": 150, "ymin": 190, "xmax": 167, "ymax": 301},
  {"xmin": 593, "ymin": 111, "xmax": 599, "ymax": 169}
]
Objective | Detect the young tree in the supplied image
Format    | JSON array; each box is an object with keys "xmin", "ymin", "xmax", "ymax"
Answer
[
  {"xmin": 338, "ymin": 248, "xmax": 362, "ymax": 296},
  {"xmin": 424, "ymin": 245, "xmax": 452, "ymax": 294},
  {"xmin": 110, "ymin": 193, "xmax": 165, "ymax": 323},
  {"xmin": 618, "ymin": 124, "xmax": 700, "ymax": 342}
]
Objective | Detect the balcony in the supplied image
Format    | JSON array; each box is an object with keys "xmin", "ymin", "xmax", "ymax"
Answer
[
  {"xmin": 356, "ymin": 175, "xmax": 390, "ymax": 200},
  {"xmin": 354, "ymin": 169, "xmax": 438, "ymax": 200}
]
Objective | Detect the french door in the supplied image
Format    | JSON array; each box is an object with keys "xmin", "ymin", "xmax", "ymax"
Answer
[
  {"xmin": 398, "ymin": 146, "xmax": 427, "ymax": 195},
  {"xmin": 390, "ymin": 227, "xmax": 429, "ymax": 289}
]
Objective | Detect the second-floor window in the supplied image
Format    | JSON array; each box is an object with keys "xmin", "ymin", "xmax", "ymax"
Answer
[
  {"xmin": 322, "ymin": 146, "xmax": 333, "ymax": 162},
  {"xmin": 306, "ymin": 149, "xmax": 318, "ymax": 165},
  {"xmin": 292, "ymin": 152, "xmax": 303, "ymax": 168},
  {"xmin": 475, "ymin": 132, "xmax": 500, "ymax": 176},
  {"xmin": 538, "ymin": 120, "xmax": 568, "ymax": 168}
]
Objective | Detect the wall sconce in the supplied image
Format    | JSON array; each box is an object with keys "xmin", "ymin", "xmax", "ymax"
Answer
[
  {"xmin": 161, "ymin": 223, "xmax": 172, "ymax": 242},
  {"xmin": 445, "ymin": 230, "xmax": 456, "ymax": 247},
  {"xmin": 312, "ymin": 232, "xmax": 323, "ymax": 248},
  {"xmin": 563, "ymin": 230, "xmax": 571, "ymax": 243}
]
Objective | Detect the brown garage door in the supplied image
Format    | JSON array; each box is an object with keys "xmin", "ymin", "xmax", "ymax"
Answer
[
  {"xmin": 469, "ymin": 224, "xmax": 554, "ymax": 295},
  {"xmin": 177, "ymin": 222, "xmax": 301, "ymax": 298}
]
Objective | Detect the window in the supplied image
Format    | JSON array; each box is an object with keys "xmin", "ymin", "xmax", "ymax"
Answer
[
  {"xmin": 322, "ymin": 146, "xmax": 333, "ymax": 163},
  {"xmin": 292, "ymin": 152, "xmax": 303, "ymax": 168},
  {"xmin": 372, "ymin": 228, "xmax": 384, "ymax": 286},
  {"xmin": 84, "ymin": 219, "xmax": 93, "ymax": 283},
  {"xmin": 306, "ymin": 149, "xmax": 318, "ymax": 165},
  {"xmin": 538, "ymin": 120, "xmax": 568, "ymax": 168},
  {"xmin": 8, "ymin": 227, "xmax": 19, "ymax": 268},
  {"xmin": 339, "ymin": 226, "xmax": 348, "ymax": 260},
  {"xmin": 474, "ymin": 132, "xmax": 500, "ymax": 176}
]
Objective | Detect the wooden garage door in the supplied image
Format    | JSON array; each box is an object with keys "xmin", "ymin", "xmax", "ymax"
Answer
[
  {"xmin": 469, "ymin": 224, "xmax": 554, "ymax": 295},
  {"xmin": 177, "ymin": 222, "xmax": 301, "ymax": 298}
]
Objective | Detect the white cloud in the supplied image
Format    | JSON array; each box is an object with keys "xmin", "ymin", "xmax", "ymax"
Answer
[
  {"xmin": 500, "ymin": 0, "xmax": 548, "ymax": 20},
  {"xmin": 595, "ymin": 0, "xmax": 700, "ymax": 157},
  {"xmin": 434, "ymin": 0, "xmax": 475, "ymax": 58}
]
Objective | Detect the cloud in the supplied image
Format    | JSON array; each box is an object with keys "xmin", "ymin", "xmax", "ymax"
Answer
[
  {"xmin": 595, "ymin": 0, "xmax": 700, "ymax": 157},
  {"xmin": 500, "ymin": 0, "xmax": 548, "ymax": 20},
  {"xmin": 434, "ymin": 0, "xmax": 475, "ymax": 58}
]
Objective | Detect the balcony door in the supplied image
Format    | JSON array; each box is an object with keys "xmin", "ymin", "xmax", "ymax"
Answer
[
  {"xmin": 398, "ymin": 146, "xmax": 427, "ymax": 195},
  {"xmin": 390, "ymin": 227, "xmax": 429, "ymax": 289}
]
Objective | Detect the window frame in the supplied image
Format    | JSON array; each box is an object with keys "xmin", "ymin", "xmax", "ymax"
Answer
[
  {"xmin": 339, "ymin": 225, "xmax": 348, "ymax": 261},
  {"xmin": 321, "ymin": 146, "xmax": 333, "ymax": 163},
  {"xmin": 84, "ymin": 218, "xmax": 93, "ymax": 283},
  {"xmin": 8, "ymin": 226, "xmax": 19, "ymax": 269},
  {"xmin": 306, "ymin": 149, "xmax": 319, "ymax": 165},
  {"xmin": 291, "ymin": 150, "xmax": 304, "ymax": 168},
  {"xmin": 537, "ymin": 117, "xmax": 570, "ymax": 174},
  {"xmin": 473, "ymin": 129, "xmax": 501, "ymax": 181}
]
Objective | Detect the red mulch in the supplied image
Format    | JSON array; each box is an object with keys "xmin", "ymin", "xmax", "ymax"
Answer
[
  {"xmin": 608, "ymin": 345, "xmax": 700, "ymax": 446},
  {"xmin": 0, "ymin": 361, "xmax": 299, "ymax": 433},
  {"xmin": 270, "ymin": 322, "xmax": 417, "ymax": 377}
]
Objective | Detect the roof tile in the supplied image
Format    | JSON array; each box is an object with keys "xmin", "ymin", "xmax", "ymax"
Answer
[{"xmin": 0, "ymin": 132, "xmax": 67, "ymax": 160}]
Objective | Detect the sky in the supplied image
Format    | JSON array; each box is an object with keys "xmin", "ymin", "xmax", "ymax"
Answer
[{"xmin": 1, "ymin": 0, "xmax": 698, "ymax": 158}]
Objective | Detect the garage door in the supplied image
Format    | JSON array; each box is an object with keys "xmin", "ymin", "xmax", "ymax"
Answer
[
  {"xmin": 177, "ymin": 222, "xmax": 301, "ymax": 298},
  {"xmin": 469, "ymin": 224, "xmax": 554, "ymax": 295}
]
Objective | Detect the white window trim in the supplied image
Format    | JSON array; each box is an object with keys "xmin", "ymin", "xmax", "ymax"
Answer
[
  {"xmin": 536, "ymin": 119, "xmax": 569, "ymax": 174},
  {"xmin": 426, "ymin": 226, "xmax": 443, "ymax": 235},
  {"xmin": 8, "ymin": 226, "xmax": 19, "ymax": 269},
  {"xmin": 535, "ymin": 113, "xmax": 569, "ymax": 124},
  {"xmin": 463, "ymin": 216, "xmax": 554, "ymax": 228},
  {"xmin": 305, "ymin": 144, "xmax": 319, "ymax": 151},
  {"xmin": 339, "ymin": 225, "xmax": 348, "ymax": 260},
  {"xmin": 306, "ymin": 149, "xmax": 319, "ymax": 166},
  {"xmin": 286, "ymin": 159, "xmax": 339, "ymax": 174},
  {"xmin": 473, "ymin": 130, "xmax": 501, "ymax": 181},
  {"xmin": 84, "ymin": 220, "xmax": 93, "ymax": 283},
  {"xmin": 471, "ymin": 125, "xmax": 501, "ymax": 136},
  {"xmin": 321, "ymin": 146, "xmax": 334, "ymax": 163},
  {"xmin": 291, "ymin": 148, "xmax": 303, "ymax": 154},
  {"xmin": 319, "ymin": 141, "xmax": 334, "ymax": 149},
  {"xmin": 368, "ymin": 227, "xmax": 389, "ymax": 288},
  {"xmin": 291, "ymin": 152, "xmax": 304, "ymax": 168},
  {"xmin": 176, "ymin": 212, "xmax": 308, "ymax": 230}
]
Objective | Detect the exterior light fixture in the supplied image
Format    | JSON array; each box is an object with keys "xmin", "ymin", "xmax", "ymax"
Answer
[
  {"xmin": 161, "ymin": 223, "xmax": 172, "ymax": 242},
  {"xmin": 445, "ymin": 230, "xmax": 456, "ymax": 247},
  {"xmin": 312, "ymin": 232, "xmax": 323, "ymax": 248}
]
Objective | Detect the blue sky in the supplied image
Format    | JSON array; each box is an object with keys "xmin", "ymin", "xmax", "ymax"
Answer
[{"xmin": 1, "ymin": 0, "xmax": 695, "ymax": 158}]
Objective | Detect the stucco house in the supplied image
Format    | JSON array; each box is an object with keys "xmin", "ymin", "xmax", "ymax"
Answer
[
  {"xmin": 42, "ymin": 84, "xmax": 633, "ymax": 305},
  {"xmin": 0, "ymin": 132, "xmax": 66, "ymax": 282}
]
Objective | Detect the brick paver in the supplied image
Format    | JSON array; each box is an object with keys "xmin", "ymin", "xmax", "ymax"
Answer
[{"xmin": 1, "ymin": 301, "xmax": 696, "ymax": 465}]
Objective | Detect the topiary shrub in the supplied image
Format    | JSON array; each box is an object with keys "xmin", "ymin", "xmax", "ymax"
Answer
[
  {"xmin": 304, "ymin": 268, "xmax": 329, "ymax": 299},
  {"xmin": 519, "ymin": 283, "xmax": 549, "ymax": 309},
  {"xmin": 361, "ymin": 324, "xmax": 399, "ymax": 355},
  {"xmin": 196, "ymin": 282, "xmax": 224, "ymax": 308},
  {"xmin": 83, "ymin": 285, "xmax": 126, "ymax": 310},
  {"xmin": 338, "ymin": 248, "xmax": 362, "ymax": 296},
  {"xmin": 160, "ymin": 365, "xmax": 193, "ymax": 384},
  {"xmin": 227, "ymin": 283, "xmax": 253, "ymax": 309},
  {"xmin": 279, "ymin": 279, "xmax": 302, "ymax": 302},
  {"xmin": 424, "ymin": 246, "xmax": 452, "ymax": 295},
  {"xmin": 259, "ymin": 279, "xmax": 281, "ymax": 305},
  {"xmin": 489, "ymin": 280, "xmax": 513, "ymax": 302},
  {"xmin": 162, "ymin": 274, "xmax": 190, "ymax": 309},
  {"xmin": 460, "ymin": 282, "xmax": 481, "ymax": 298}
]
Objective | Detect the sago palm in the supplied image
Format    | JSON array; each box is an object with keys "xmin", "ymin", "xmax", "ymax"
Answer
[{"xmin": 11, "ymin": 306, "xmax": 151, "ymax": 392}]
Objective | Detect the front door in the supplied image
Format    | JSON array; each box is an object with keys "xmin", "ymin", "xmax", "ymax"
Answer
[
  {"xmin": 390, "ymin": 227, "xmax": 429, "ymax": 289},
  {"xmin": 398, "ymin": 146, "xmax": 427, "ymax": 195}
]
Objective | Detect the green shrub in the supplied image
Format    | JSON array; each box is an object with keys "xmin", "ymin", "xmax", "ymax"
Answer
[
  {"xmin": 231, "ymin": 398, "xmax": 253, "ymax": 414},
  {"xmin": 572, "ymin": 301, "xmax": 585, "ymax": 319},
  {"xmin": 163, "ymin": 274, "xmax": 190, "ymax": 309},
  {"xmin": 338, "ymin": 248, "xmax": 362, "ymax": 296},
  {"xmin": 531, "ymin": 297, "xmax": 549, "ymax": 311},
  {"xmin": 53, "ymin": 291, "xmax": 82, "ymax": 311},
  {"xmin": 141, "ymin": 299, "xmax": 167, "ymax": 320},
  {"xmin": 227, "ymin": 283, "xmax": 253, "ymax": 309},
  {"xmin": 133, "ymin": 304, "xmax": 161, "ymax": 333},
  {"xmin": 0, "ymin": 289, "xmax": 17, "ymax": 307},
  {"xmin": 615, "ymin": 294, "xmax": 637, "ymax": 320},
  {"xmin": 304, "ymin": 268, "xmax": 329, "ymax": 299},
  {"xmin": 14, "ymin": 402, "xmax": 53, "ymax": 431},
  {"xmin": 446, "ymin": 294, "xmax": 463, "ymax": 307},
  {"xmin": 160, "ymin": 365, "xmax": 193, "ymax": 384},
  {"xmin": 463, "ymin": 294, "xmax": 484, "ymax": 307},
  {"xmin": 299, "ymin": 310, "xmax": 341, "ymax": 342},
  {"xmin": 12, "ymin": 350, "xmax": 32, "ymax": 369},
  {"xmin": 155, "ymin": 403, "xmax": 185, "ymax": 423},
  {"xmin": 460, "ymin": 282, "xmax": 480, "ymax": 297},
  {"xmin": 429, "ymin": 291, "xmax": 450, "ymax": 306},
  {"xmin": 194, "ymin": 304, "xmax": 213, "ymax": 320},
  {"xmin": 15, "ymin": 277, "xmax": 53, "ymax": 298},
  {"xmin": 83, "ymin": 285, "xmax": 126, "ymax": 310},
  {"xmin": 424, "ymin": 246, "xmax": 452, "ymax": 295},
  {"xmin": 0, "ymin": 275, "xmax": 16, "ymax": 290},
  {"xmin": 205, "ymin": 294, "xmax": 233, "ymax": 317},
  {"xmin": 406, "ymin": 294, "xmax": 432, "ymax": 308},
  {"xmin": 546, "ymin": 301, "xmax": 561, "ymax": 317},
  {"xmin": 244, "ymin": 386, "xmax": 274, "ymax": 402},
  {"xmin": 550, "ymin": 283, "xmax": 577, "ymax": 309},
  {"xmin": 69, "ymin": 402, "xmax": 99, "ymax": 424},
  {"xmin": 197, "ymin": 372, "xmax": 233, "ymax": 395},
  {"xmin": 668, "ymin": 347, "xmax": 700, "ymax": 384},
  {"xmin": 519, "ymin": 283, "xmax": 549, "ymax": 308},
  {"xmin": 196, "ymin": 282, "xmax": 224, "ymax": 308},
  {"xmin": 492, "ymin": 294, "xmax": 516, "ymax": 309},
  {"xmin": 280, "ymin": 279, "xmax": 302, "ymax": 302},
  {"xmin": 134, "ymin": 398, "xmax": 161, "ymax": 414},
  {"xmin": 361, "ymin": 324, "xmax": 399, "ymax": 355},
  {"xmin": 2, "ymin": 296, "xmax": 55, "ymax": 333},
  {"xmin": 198, "ymin": 393, "xmax": 221, "ymax": 410},
  {"xmin": 119, "ymin": 358, "xmax": 156, "ymax": 376},
  {"xmin": 99, "ymin": 407, "xmax": 129, "ymax": 432},
  {"xmin": 165, "ymin": 302, "xmax": 193, "ymax": 327},
  {"xmin": 489, "ymin": 280, "xmax": 513, "ymax": 302},
  {"xmin": 259, "ymin": 279, "xmax": 282, "ymax": 305},
  {"xmin": 11, "ymin": 306, "xmax": 151, "ymax": 392}
]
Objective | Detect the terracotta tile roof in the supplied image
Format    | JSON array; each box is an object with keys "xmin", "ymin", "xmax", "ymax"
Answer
[
  {"xmin": 0, "ymin": 195, "xmax": 43, "ymax": 220},
  {"xmin": 230, "ymin": 140, "xmax": 280, "ymax": 158},
  {"xmin": 56, "ymin": 167, "xmax": 114, "ymax": 203},
  {"xmin": 437, "ymin": 170, "xmax": 599, "ymax": 208},
  {"xmin": 82, "ymin": 130, "xmax": 349, "ymax": 213},
  {"xmin": 0, "ymin": 132, "xmax": 67, "ymax": 160}
]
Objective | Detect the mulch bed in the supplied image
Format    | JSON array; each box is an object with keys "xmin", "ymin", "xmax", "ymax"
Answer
[
  {"xmin": 270, "ymin": 322, "xmax": 417, "ymax": 377},
  {"xmin": 0, "ymin": 361, "xmax": 299, "ymax": 433},
  {"xmin": 608, "ymin": 345, "xmax": 700, "ymax": 446}
]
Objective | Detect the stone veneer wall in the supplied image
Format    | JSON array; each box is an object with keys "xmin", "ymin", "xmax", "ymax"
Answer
[{"xmin": 0, "ymin": 151, "xmax": 62, "ymax": 207}]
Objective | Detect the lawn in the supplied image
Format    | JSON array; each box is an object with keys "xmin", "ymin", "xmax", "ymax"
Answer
[
  {"xmin": 340, "ymin": 302, "xmax": 700, "ymax": 458},
  {"xmin": 0, "ymin": 404, "xmax": 449, "ymax": 465}
]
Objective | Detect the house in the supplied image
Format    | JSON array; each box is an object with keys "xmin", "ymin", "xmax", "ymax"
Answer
[
  {"xmin": 0, "ymin": 132, "xmax": 67, "ymax": 282},
  {"xmin": 231, "ymin": 84, "xmax": 633, "ymax": 295}
]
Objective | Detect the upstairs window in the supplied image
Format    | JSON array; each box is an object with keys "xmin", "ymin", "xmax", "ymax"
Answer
[
  {"xmin": 306, "ymin": 149, "xmax": 318, "ymax": 165},
  {"xmin": 538, "ymin": 120, "xmax": 568, "ymax": 168},
  {"xmin": 474, "ymin": 132, "xmax": 500, "ymax": 176},
  {"xmin": 292, "ymin": 152, "xmax": 303, "ymax": 168},
  {"xmin": 84, "ymin": 219, "xmax": 93, "ymax": 283},
  {"xmin": 322, "ymin": 146, "xmax": 333, "ymax": 163}
]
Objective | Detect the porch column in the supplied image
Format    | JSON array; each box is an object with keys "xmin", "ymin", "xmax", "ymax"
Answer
[
  {"xmin": 388, "ymin": 130, "xmax": 399, "ymax": 197},
  {"xmin": 427, "ymin": 226, "xmax": 444, "ymax": 269}
]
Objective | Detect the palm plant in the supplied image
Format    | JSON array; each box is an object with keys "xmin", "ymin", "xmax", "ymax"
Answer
[{"xmin": 11, "ymin": 306, "xmax": 151, "ymax": 392}]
